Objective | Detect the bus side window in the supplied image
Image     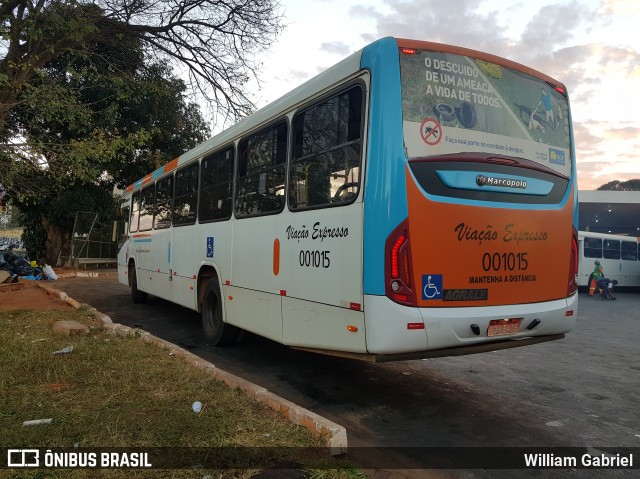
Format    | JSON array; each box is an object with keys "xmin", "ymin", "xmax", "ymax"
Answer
[
  {"xmin": 583, "ymin": 237, "xmax": 602, "ymax": 258},
  {"xmin": 139, "ymin": 184, "xmax": 155, "ymax": 232},
  {"xmin": 289, "ymin": 85, "xmax": 363, "ymax": 210},
  {"xmin": 200, "ymin": 147, "xmax": 234, "ymax": 222},
  {"xmin": 603, "ymin": 239, "xmax": 620, "ymax": 260},
  {"xmin": 174, "ymin": 163, "xmax": 199, "ymax": 226},
  {"xmin": 130, "ymin": 191, "xmax": 140, "ymax": 233},
  {"xmin": 621, "ymin": 241, "xmax": 637, "ymax": 261},
  {"xmin": 155, "ymin": 175, "xmax": 173, "ymax": 229},
  {"xmin": 235, "ymin": 122, "xmax": 287, "ymax": 218},
  {"xmin": 121, "ymin": 207, "xmax": 129, "ymax": 236}
]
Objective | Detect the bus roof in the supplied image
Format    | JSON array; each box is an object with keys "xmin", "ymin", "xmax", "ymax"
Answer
[{"xmin": 579, "ymin": 231, "xmax": 640, "ymax": 242}]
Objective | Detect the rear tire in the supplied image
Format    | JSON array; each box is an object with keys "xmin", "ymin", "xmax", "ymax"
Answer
[
  {"xmin": 129, "ymin": 265, "xmax": 148, "ymax": 304},
  {"xmin": 201, "ymin": 280, "xmax": 239, "ymax": 345}
]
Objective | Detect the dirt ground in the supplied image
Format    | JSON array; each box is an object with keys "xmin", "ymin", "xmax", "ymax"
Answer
[{"xmin": 0, "ymin": 281, "xmax": 74, "ymax": 311}]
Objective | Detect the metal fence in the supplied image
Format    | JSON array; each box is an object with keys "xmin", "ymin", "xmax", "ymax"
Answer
[{"xmin": 59, "ymin": 212, "xmax": 117, "ymax": 268}]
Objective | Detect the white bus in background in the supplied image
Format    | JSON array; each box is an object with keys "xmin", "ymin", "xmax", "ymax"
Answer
[{"xmin": 578, "ymin": 231, "xmax": 640, "ymax": 288}]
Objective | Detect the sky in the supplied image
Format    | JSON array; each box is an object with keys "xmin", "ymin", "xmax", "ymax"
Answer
[{"xmin": 246, "ymin": 0, "xmax": 639, "ymax": 191}]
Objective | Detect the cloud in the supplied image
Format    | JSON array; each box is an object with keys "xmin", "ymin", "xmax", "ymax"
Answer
[
  {"xmin": 353, "ymin": 0, "xmax": 510, "ymax": 55},
  {"xmin": 320, "ymin": 41, "xmax": 352, "ymax": 56},
  {"xmin": 573, "ymin": 121, "xmax": 606, "ymax": 153},
  {"xmin": 574, "ymin": 119, "xmax": 640, "ymax": 189},
  {"xmin": 599, "ymin": 0, "xmax": 640, "ymax": 15},
  {"xmin": 605, "ymin": 126, "xmax": 640, "ymax": 141},
  {"xmin": 518, "ymin": 2, "xmax": 594, "ymax": 60},
  {"xmin": 270, "ymin": 69, "xmax": 310, "ymax": 84},
  {"xmin": 350, "ymin": 4, "xmax": 385, "ymax": 21},
  {"xmin": 350, "ymin": 0, "xmax": 639, "ymax": 190},
  {"xmin": 355, "ymin": 1, "xmax": 598, "ymax": 70}
]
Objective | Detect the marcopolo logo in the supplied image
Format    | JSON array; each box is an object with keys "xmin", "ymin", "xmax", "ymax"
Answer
[{"xmin": 476, "ymin": 174, "xmax": 527, "ymax": 189}]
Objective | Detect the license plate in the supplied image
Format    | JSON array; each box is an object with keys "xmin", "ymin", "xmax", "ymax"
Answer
[{"xmin": 487, "ymin": 318, "xmax": 522, "ymax": 337}]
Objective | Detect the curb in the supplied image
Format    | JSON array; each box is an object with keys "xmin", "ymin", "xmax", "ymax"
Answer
[{"xmin": 33, "ymin": 281, "xmax": 348, "ymax": 454}]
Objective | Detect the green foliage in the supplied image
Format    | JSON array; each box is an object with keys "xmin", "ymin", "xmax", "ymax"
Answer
[
  {"xmin": 50, "ymin": 184, "xmax": 117, "ymax": 230},
  {"xmin": 5, "ymin": 24, "xmax": 208, "ymax": 261},
  {"xmin": 8, "ymin": 34, "xmax": 208, "ymax": 192},
  {"xmin": 18, "ymin": 183, "xmax": 117, "ymax": 260},
  {"xmin": 597, "ymin": 179, "xmax": 640, "ymax": 191}
]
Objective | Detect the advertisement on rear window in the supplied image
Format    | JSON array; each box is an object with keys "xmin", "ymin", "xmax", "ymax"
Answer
[{"xmin": 400, "ymin": 50, "xmax": 572, "ymax": 177}]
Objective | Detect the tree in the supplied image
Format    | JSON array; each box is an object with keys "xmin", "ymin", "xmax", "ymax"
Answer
[
  {"xmin": 597, "ymin": 180, "xmax": 640, "ymax": 191},
  {"xmin": 1, "ymin": 0, "xmax": 282, "ymax": 196},
  {"xmin": 0, "ymin": 0, "xmax": 283, "ymax": 132},
  {"xmin": 10, "ymin": 38, "xmax": 209, "ymax": 263}
]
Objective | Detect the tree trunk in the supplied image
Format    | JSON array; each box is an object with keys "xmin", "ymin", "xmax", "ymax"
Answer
[{"xmin": 40, "ymin": 215, "xmax": 70, "ymax": 265}]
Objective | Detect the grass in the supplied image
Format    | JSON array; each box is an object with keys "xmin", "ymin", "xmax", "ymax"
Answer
[{"xmin": 0, "ymin": 309, "xmax": 367, "ymax": 479}]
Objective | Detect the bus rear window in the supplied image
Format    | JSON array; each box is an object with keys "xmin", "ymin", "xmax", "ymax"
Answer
[{"xmin": 399, "ymin": 49, "xmax": 572, "ymax": 177}]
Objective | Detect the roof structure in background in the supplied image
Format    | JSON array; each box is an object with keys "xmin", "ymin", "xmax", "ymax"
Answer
[{"xmin": 579, "ymin": 191, "xmax": 640, "ymax": 237}]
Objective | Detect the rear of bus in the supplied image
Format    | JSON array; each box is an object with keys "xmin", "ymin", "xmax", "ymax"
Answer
[{"xmin": 361, "ymin": 38, "xmax": 578, "ymax": 356}]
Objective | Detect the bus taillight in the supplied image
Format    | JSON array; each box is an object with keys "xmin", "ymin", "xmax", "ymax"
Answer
[
  {"xmin": 568, "ymin": 227, "xmax": 579, "ymax": 295},
  {"xmin": 385, "ymin": 219, "xmax": 417, "ymax": 306},
  {"xmin": 391, "ymin": 234, "xmax": 406, "ymax": 278}
]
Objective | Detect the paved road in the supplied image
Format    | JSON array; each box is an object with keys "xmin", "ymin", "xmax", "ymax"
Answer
[{"xmin": 52, "ymin": 274, "xmax": 639, "ymax": 478}]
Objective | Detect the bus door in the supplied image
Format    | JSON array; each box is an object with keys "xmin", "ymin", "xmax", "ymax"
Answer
[
  {"xmin": 170, "ymin": 163, "xmax": 199, "ymax": 308},
  {"xmin": 134, "ymin": 184, "xmax": 156, "ymax": 292},
  {"xmin": 278, "ymin": 84, "xmax": 366, "ymax": 352},
  {"xmin": 226, "ymin": 123, "xmax": 288, "ymax": 342},
  {"xmin": 228, "ymin": 215, "xmax": 284, "ymax": 342}
]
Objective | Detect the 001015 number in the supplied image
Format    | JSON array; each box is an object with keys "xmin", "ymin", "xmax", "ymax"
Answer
[
  {"xmin": 299, "ymin": 250, "xmax": 331, "ymax": 268},
  {"xmin": 482, "ymin": 252, "xmax": 528, "ymax": 272}
]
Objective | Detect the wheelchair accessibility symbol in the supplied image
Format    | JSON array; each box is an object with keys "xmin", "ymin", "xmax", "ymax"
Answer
[{"xmin": 422, "ymin": 274, "xmax": 443, "ymax": 300}]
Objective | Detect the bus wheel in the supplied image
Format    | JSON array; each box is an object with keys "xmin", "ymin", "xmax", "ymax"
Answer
[
  {"xmin": 129, "ymin": 265, "xmax": 148, "ymax": 304},
  {"xmin": 201, "ymin": 280, "xmax": 239, "ymax": 346}
]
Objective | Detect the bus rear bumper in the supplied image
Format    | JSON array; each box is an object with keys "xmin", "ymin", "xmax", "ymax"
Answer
[{"xmin": 363, "ymin": 293, "xmax": 577, "ymax": 355}]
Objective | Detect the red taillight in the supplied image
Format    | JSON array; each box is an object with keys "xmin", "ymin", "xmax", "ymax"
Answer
[
  {"xmin": 568, "ymin": 227, "xmax": 578, "ymax": 295},
  {"xmin": 385, "ymin": 219, "xmax": 417, "ymax": 306},
  {"xmin": 401, "ymin": 48, "xmax": 417, "ymax": 55},
  {"xmin": 391, "ymin": 234, "xmax": 406, "ymax": 278},
  {"xmin": 555, "ymin": 85, "xmax": 567, "ymax": 96}
]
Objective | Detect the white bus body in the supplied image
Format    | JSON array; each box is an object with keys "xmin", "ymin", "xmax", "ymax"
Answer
[{"xmin": 118, "ymin": 38, "xmax": 578, "ymax": 362}]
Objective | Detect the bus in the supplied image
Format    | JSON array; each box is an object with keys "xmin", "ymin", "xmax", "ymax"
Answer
[
  {"xmin": 117, "ymin": 37, "xmax": 579, "ymax": 362},
  {"xmin": 578, "ymin": 231, "xmax": 640, "ymax": 288}
]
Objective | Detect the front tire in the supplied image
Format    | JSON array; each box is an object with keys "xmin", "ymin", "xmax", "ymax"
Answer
[
  {"xmin": 129, "ymin": 265, "xmax": 148, "ymax": 304},
  {"xmin": 201, "ymin": 280, "xmax": 239, "ymax": 345}
]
